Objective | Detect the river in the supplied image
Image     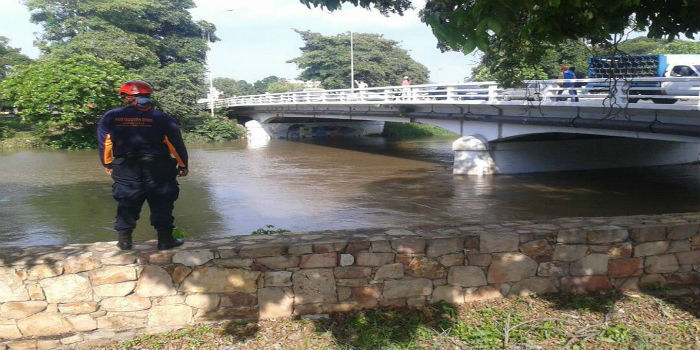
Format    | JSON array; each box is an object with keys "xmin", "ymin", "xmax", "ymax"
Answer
[{"xmin": 1, "ymin": 136, "xmax": 698, "ymax": 247}]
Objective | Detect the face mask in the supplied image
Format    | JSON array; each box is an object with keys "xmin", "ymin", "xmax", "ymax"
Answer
[{"xmin": 136, "ymin": 97, "xmax": 152, "ymax": 105}]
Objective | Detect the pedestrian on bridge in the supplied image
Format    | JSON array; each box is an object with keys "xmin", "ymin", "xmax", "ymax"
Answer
[{"xmin": 97, "ymin": 80, "xmax": 189, "ymax": 251}]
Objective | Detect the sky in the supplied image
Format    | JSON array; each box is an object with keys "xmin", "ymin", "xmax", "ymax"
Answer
[{"xmin": 0, "ymin": 0, "xmax": 481, "ymax": 84}]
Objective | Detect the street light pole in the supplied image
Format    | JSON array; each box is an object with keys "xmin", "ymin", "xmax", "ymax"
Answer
[
  {"xmin": 207, "ymin": 31, "xmax": 215, "ymax": 117},
  {"xmin": 350, "ymin": 31, "xmax": 354, "ymax": 92}
]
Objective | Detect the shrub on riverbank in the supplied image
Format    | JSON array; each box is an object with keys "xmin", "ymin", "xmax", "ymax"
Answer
[
  {"xmin": 182, "ymin": 113, "xmax": 246, "ymax": 143},
  {"xmin": 107, "ymin": 292, "xmax": 699, "ymax": 350},
  {"xmin": 382, "ymin": 121, "xmax": 456, "ymax": 139}
]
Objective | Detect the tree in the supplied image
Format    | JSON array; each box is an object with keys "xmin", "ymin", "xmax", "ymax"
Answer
[
  {"xmin": 139, "ymin": 62, "xmax": 207, "ymax": 126},
  {"xmin": 617, "ymin": 37, "xmax": 666, "ymax": 56},
  {"xmin": 0, "ymin": 36, "xmax": 32, "ymax": 80},
  {"xmin": 650, "ymin": 41, "xmax": 700, "ymax": 54},
  {"xmin": 0, "ymin": 55, "xmax": 133, "ymax": 130},
  {"xmin": 213, "ymin": 77, "xmax": 256, "ymax": 97},
  {"xmin": 301, "ymin": 0, "xmax": 699, "ymax": 85},
  {"xmin": 266, "ymin": 79, "xmax": 305, "ymax": 93},
  {"xmin": 289, "ymin": 30, "xmax": 429, "ymax": 89},
  {"xmin": 253, "ymin": 76, "xmax": 281, "ymax": 94}
]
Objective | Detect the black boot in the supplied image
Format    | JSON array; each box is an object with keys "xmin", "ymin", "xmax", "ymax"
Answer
[
  {"xmin": 117, "ymin": 230, "xmax": 133, "ymax": 250},
  {"xmin": 157, "ymin": 230, "xmax": 184, "ymax": 250}
]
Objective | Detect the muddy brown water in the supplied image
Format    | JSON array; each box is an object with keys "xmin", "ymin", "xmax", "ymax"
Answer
[{"xmin": 0, "ymin": 136, "xmax": 698, "ymax": 247}]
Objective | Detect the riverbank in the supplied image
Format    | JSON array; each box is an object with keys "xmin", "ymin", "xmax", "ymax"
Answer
[
  {"xmin": 105, "ymin": 292, "xmax": 700, "ymax": 350},
  {"xmin": 0, "ymin": 212, "xmax": 697, "ymax": 349},
  {"xmin": 381, "ymin": 122, "xmax": 456, "ymax": 139}
]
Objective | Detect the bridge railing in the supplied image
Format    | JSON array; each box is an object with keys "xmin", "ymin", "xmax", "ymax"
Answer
[{"xmin": 206, "ymin": 77, "xmax": 699, "ymax": 109}]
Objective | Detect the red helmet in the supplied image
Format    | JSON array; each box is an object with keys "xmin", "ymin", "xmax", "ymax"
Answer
[{"xmin": 118, "ymin": 80, "xmax": 153, "ymax": 96}]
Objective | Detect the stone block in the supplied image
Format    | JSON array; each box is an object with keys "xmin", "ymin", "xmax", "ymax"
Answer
[
  {"xmin": 63, "ymin": 256, "xmax": 102, "ymax": 274},
  {"xmin": 336, "ymin": 279, "xmax": 368, "ymax": 287},
  {"xmin": 65, "ymin": 314, "xmax": 96, "ymax": 332},
  {"xmin": 645, "ymin": 254, "xmax": 679, "ymax": 274},
  {"xmin": 553, "ymin": 245, "xmax": 588, "ymax": 262},
  {"xmin": 137, "ymin": 251, "xmax": 174, "ymax": 265},
  {"xmin": 464, "ymin": 236, "xmax": 480, "ymax": 250},
  {"xmin": 60, "ymin": 334, "xmax": 83, "ymax": 345},
  {"xmin": 556, "ymin": 229, "xmax": 586, "ymax": 244},
  {"xmin": 334, "ymin": 267, "xmax": 372, "ymax": 279},
  {"xmin": 0, "ymin": 324, "xmax": 22, "ymax": 339},
  {"xmin": 448, "ymin": 266, "xmax": 487, "ymax": 287},
  {"xmin": 427, "ymin": 237, "xmax": 464, "ymax": 257},
  {"xmin": 239, "ymin": 245, "xmax": 286, "ymax": 258},
  {"xmin": 171, "ymin": 265, "xmax": 191, "ymax": 283},
  {"xmin": 385, "ymin": 228, "xmax": 416, "ymax": 236},
  {"xmin": 17, "ymin": 313, "xmax": 72, "ymax": 337},
  {"xmin": 345, "ymin": 241, "xmax": 370, "ymax": 254},
  {"xmin": 634, "ymin": 241, "xmax": 670, "ymax": 257},
  {"xmin": 608, "ymin": 258, "xmax": 643, "ymax": 278},
  {"xmin": 370, "ymin": 241, "xmax": 392, "ymax": 253},
  {"xmin": 570, "ymin": 254, "xmax": 608, "ymax": 276},
  {"xmin": 467, "ymin": 253, "xmax": 492, "ymax": 267},
  {"xmin": 180, "ymin": 266, "xmax": 260, "ymax": 293},
  {"xmin": 351, "ymin": 286, "xmax": 381, "ymax": 302},
  {"xmin": 379, "ymin": 298, "xmax": 406, "ymax": 308},
  {"xmin": 509, "ymin": 278, "xmax": 558, "ymax": 296},
  {"xmin": 25, "ymin": 284, "xmax": 44, "ymax": 301},
  {"xmin": 134, "ymin": 265, "xmax": 176, "ymax": 297},
  {"xmin": 691, "ymin": 234, "xmax": 700, "ymax": 250},
  {"xmin": 464, "ymin": 286, "xmax": 502, "ymax": 303},
  {"xmin": 148, "ymin": 305, "xmax": 192, "ymax": 326},
  {"xmin": 185, "ymin": 294, "xmax": 220, "ymax": 311},
  {"xmin": 520, "ymin": 239, "xmax": 553, "ymax": 262},
  {"xmin": 299, "ymin": 253, "xmax": 337, "ymax": 269},
  {"xmin": 405, "ymin": 257, "xmax": 445, "ymax": 279},
  {"xmin": 383, "ymin": 279, "xmax": 432, "ymax": 299},
  {"xmin": 216, "ymin": 258, "xmax": 253, "ymax": 268},
  {"xmin": 390, "ymin": 238, "xmax": 426, "ymax": 254},
  {"xmin": 668, "ymin": 241, "xmax": 691, "ymax": 253},
  {"xmin": 88, "ymin": 266, "xmax": 136, "ymax": 285},
  {"xmin": 0, "ymin": 268, "xmax": 29, "ymax": 302},
  {"xmin": 96, "ymin": 311, "xmax": 148, "ymax": 330},
  {"xmin": 264, "ymin": 271, "xmax": 292, "ymax": 287},
  {"xmin": 0, "ymin": 301, "xmax": 47, "ymax": 319},
  {"xmin": 339, "ymin": 254, "xmax": 354, "ymax": 266},
  {"xmin": 560, "ymin": 276, "xmax": 612, "ymax": 294},
  {"xmin": 374, "ymin": 263, "xmax": 404, "ymax": 280},
  {"xmin": 27, "ymin": 264, "xmax": 62, "ymax": 280},
  {"xmin": 615, "ymin": 277, "xmax": 640, "ymax": 291},
  {"xmin": 6, "ymin": 340, "xmax": 37, "ymax": 350},
  {"xmin": 93, "ymin": 281, "xmax": 136, "ymax": 297},
  {"xmin": 220, "ymin": 293, "xmax": 258, "ymax": 308},
  {"xmin": 256, "ymin": 256, "xmax": 300, "ymax": 269},
  {"xmin": 172, "ymin": 250, "xmax": 213, "ymax": 266},
  {"xmin": 432, "ymin": 286, "xmax": 464, "ymax": 304},
  {"xmin": 292, "ymin": 269, "xmax": 337, "ymax": 304},
  {"xmin": 666, "ymin": 272, "xmax": 700, "ymax": 286},
  {"xmin": 101, "ymin": 296, "xmax": 151, "ymax": 312},
  {"xmin": 667, "ymin": 223, "xmax": 699, "ymax": 240},
  {"xmin": 355, "ymin": 252, "xmax": 394, "ymax": 266},
  {"xmin": 406, "ymin": 296, "xmax": 426, "ymax": 308},
  {"xmin": 313, "ymin": 242, "xmax": 347, "ymax": 253},
  {"xmin": 586, "ymin": 225, "xmax": 628, "ymax": 244},
  {"xmin": 40, "ymin": 274, "xmax": 92, "ymax": 303},
  {"xmin": 639, "ymin": 274, "xmax": 666, "ymax": 288},
  {"xmin": 338, "ymin": 287, "xmax": 351, "ymax": 301},
  {"xmin": 438, "ymin": 253, "xmax": 464, "ymax": 267},
  {"xmin": 537, "ymin": 262, "xmax": 569, "ymax": 277},
  {"xmin": 487, "ymin": 253, "xmax": 538, "ymax": 283},
  {"xmin": 259, "ymin": 287, "xmax": 294, "ymax": 319},
  {"xmin": 288, "ymin": 244, "xmax": 313, "ymax": 255},
  {"xmin": 36, "ymin": 339, "xmax": 61, "ymax": 350},
  {"xmin": 100, "ymin": 252, "xmax": 136, "ymax": 265},
  {"xmin": 480, "ymin": 233, "xmax": 519, "ymax": 253},
  {"xmin": 194, "ymin": 307, "xmax": 258, "ymax": 322},
  {"xmin": 58, "ymin": 302, "xmax": 97, "ymax": 315},
  {"xmin": 629, "ymin": 225, "xmax": 666, "ymax": 242},
  {"xmin": 676, "ymin": 251, "xmax": 700, "ymax": 265}
]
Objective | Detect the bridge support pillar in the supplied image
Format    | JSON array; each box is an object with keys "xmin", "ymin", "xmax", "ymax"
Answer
[{"xmin": 452, "ymin": 136, "xmax": 496, "ymax": 175}]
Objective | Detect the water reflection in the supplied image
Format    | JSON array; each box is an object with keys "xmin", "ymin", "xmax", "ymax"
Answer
[{"xmin": 0, "ymin": 138, "xmax": 698, "ymax": 247}]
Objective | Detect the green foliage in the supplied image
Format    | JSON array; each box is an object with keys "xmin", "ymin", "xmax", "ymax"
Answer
[
  {"xmin": 172, "ymin": 227, "xmax": 190, "ymax": 239},
  {"xmin": 0, "ymin": 55, "xmax": 132, "ymax": 132},
  {"xmin": 599, "ymin": 324, "xmax": 632, "ymax": 344},
  {"xmin": 139, "ymin": 62, "xmax": 207, "ymax": 124},
  {"xmin": 342, "ymin": 309, "xmax": 427, "ymax": 349},
  {"xmin": 289, "ymin": 30, "xmax": 430, "ymax": 89},
  {"xmin": 253, "ymin": 76, "xmax": 281, "ymax": 94},
  {"xmin": 650, "ymin": 40, "xmax": 700, "ymax": 54},
  {"xmin": 0, "ymin": 36, "xmax": 33, "ymax": 80},
  {"xmin": 186, "ymin": 114, "xmax": 245, "ymax": 142},
  {"xmin": 250, "ymin": 225, "xmax": 291, "ymax": 235},
  {"xmin": 43, "ymin": 126, "xmax": 97, "ymax": 150},
  {"xmin": 266, "ymin": 79, "xmax": 305, "ymax": 93},
  {"xmin": 213, "ymin": 77, "xmax": 256, "ymax": 97},
  {"xmin": 449, "ymin": 307, "xmax": 527, "ymax": 349},
  {"xmin": 381, "ymin": 122, "xmax": 455, "ymax": 139}
]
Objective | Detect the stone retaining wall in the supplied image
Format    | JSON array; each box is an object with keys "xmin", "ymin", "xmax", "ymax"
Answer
[{"xmin": 1, "ymin": 213, "xmax": 699, "ymax": 349}]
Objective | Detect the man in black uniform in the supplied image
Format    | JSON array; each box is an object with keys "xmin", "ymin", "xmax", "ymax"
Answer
[{"xmin": 97, "ymin": 80, "xmax": 188, "ymax": 250}]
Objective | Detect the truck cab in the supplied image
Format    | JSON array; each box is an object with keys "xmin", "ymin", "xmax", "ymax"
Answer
[{"xmin": 661, "ymin": 56, "xmax": 700, "ymax": 99}]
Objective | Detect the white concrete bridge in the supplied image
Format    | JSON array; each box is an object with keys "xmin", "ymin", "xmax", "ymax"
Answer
[{"xmin": 208, "ymin": 78, "xmax": 700, "ymax": 174}]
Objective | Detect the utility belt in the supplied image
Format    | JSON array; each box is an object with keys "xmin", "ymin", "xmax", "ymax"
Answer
[{"xmin": 113, "ymin": 153, "xmax": 173, "ymax": 164}]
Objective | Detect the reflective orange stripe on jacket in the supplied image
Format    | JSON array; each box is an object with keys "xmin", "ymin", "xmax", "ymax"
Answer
[
  {"xmin": 163, "ymin": 136, "xmax": 185, "ymax": 167},
  {"xmin": 103, "ymin": 134, "xmax": 114, "ymax": 165}
]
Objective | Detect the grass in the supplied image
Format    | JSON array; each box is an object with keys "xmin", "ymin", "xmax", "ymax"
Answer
[
  {"xmin": 250, "ymin": 225, "xmax": 291, "ymax": 235},
  {"xmin": 108, "ymin": 293, "xmax": 700, "ymax": 350},
  {"xmin": 381, "ymin": 122, "xmax": 456, "ymax": 139}
]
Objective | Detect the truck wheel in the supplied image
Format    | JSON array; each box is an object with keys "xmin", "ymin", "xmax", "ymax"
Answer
[{"xmin": 652, "ymin": 98, "xmax": 677, "ymax": 104}]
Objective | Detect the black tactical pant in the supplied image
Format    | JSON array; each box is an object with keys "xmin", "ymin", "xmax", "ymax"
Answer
[{"xmin": 111, "ymin": 155, "xmax": 179, "ymax": 232}]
